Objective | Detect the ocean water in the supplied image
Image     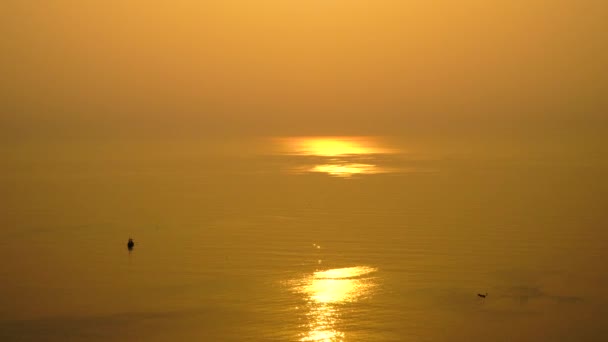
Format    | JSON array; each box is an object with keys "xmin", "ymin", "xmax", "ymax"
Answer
[{"xmin": 1, "ymin": 136, "xmax": 607, "ymax": 341}]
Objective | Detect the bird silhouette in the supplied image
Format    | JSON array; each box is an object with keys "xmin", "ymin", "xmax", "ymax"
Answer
[
  {"xmin": 127, "ymin": 238, "xmax": 135, "ymax": 250},
  {"xmin": 477, "ymin": 292, "xmax": 488, "ymax": 298}
]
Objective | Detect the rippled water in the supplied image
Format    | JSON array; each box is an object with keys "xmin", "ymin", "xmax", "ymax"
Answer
[{"xmin": 1, "ymin": 136, "xmax": 607, "ymax": 341}]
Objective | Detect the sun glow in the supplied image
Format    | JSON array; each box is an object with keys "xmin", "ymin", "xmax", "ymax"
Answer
[
  {"xmin": 289, "ymin": 137, "xmax": 383, "ymax": 156},
  {"xmin": 284, "ymin": 137, "xmax": 389, "ymax": 157}
]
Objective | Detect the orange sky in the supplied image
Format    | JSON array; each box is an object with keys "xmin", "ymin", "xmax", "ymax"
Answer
[{"xmin": 1, "ymin": 0, "xmax": 606, "ymax": 139}]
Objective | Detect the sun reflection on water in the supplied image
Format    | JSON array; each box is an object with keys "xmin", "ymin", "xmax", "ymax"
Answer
[
  {"xmin": 285, "ymin": 137, "xmax": 390, "ymax": 157},
  {"xmin": 294, "ymin": 266, "xmax": 378, "ymax": 341},
  {"xmin": 310, "ymin": 163, "xmax": 379, "ymax": 177},
  {"xmin": 277, "ymin": 137, "xmax": 398, "ymax": 177}
]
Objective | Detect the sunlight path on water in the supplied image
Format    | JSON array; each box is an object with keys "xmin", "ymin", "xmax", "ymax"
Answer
[{"xmin": 292, "ymin": 266, "xmax": 378, "ymax": 341}]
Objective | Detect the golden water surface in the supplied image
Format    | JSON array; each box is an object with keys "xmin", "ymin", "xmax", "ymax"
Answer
[{"xmin": 1, "ymin": 136, "xmax": 607, "ymax": 341}]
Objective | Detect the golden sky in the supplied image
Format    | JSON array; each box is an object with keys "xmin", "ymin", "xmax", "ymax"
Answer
[{"xmin": 1, "ymin": 0, "xmax": 606, "ymax": 139}]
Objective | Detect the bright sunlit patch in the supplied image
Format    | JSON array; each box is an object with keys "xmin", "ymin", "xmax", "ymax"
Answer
[
  {"xmin": 276, "ymin": 136, "xmax": 400, "ymax": 178},
  {"xmin": 311, "ymin": 163, "xmax": 379, "ymax": 177},
  {"xmin": 303, "ymin": 266, "xmax": 377, "ymax": 303},
  {"xmin": 293, "ymin": 266, "xmax": 378, "ymax": 341},
  {"xmin": 283, "ymin": 137, "xmax": 390, "ymax": 157},
  {"xmin": 313, "ymin": 266, "xmax": 377, "ymax": 280}
]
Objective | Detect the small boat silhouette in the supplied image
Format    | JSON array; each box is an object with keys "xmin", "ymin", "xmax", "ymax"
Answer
[
  {"xmin": 477, "ymin": 292, "xmax": 488, "ymax": 298},
  {"xmin": 127, "ymin": 238, "xmax": 135, "ymax": 250}
]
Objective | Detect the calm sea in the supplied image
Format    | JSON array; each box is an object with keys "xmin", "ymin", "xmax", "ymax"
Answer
[{"xmin": 1, "ymin": 136, "xmax": 606, "ymax": 341}]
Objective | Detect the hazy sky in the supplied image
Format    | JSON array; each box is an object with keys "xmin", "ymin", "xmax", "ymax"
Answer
[{"xmin": 1, "ymin": 0, "xmax": 606, "ymax": 140}]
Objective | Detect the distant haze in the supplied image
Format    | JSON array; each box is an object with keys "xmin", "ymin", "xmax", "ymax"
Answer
[{"xmin": 1, "ymin": 0, "xmax": 607, "ymax": 140}]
